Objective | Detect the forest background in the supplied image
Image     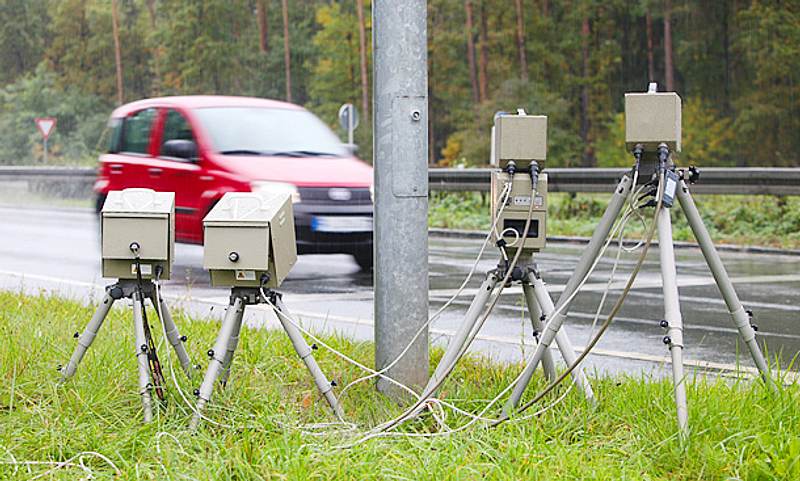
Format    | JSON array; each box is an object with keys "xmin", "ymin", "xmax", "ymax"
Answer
[{"xmin": 0, "ymin": 0, "xmax": 797, "ymax": 169}]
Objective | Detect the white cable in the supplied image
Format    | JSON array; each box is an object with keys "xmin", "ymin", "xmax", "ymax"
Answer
[
  {"xmin": 358, "ymin": 175, "xmax": 642, "ymax": 440},
  {"xmin": 337, "ymin": 182, "xmax": 514, "ymax": 401},
  {"xmin": 500, "ymin": 227, "xmax": 521, "ymax": 248},
  {"xmin": 0, "ymin": 450, "xmax": 121, "ymax": 481},
  {"xmin": 153, "ymin": 277, "xmax": 239, "ymax": 429}
]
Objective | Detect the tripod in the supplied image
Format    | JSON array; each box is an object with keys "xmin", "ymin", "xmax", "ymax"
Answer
[
  {"xmin": 421, "ymin": 258, "xmax": 596, "ymax": 405},
  {"xmin": 189, "ymin": 287, "xmax": 344, "ymax": 430},
  {"xmin": 60, "ymin": 279, "xmax": 195, "ymax": 423},
  {"xmin": 503, "ymin": 163, "xmax": 773, "ymax": 436}
]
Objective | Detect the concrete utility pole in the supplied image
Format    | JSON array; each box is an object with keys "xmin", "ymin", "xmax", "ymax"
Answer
[{"xmin": 373, "ymin": 0, "xmax": 429, "ymax": 397}]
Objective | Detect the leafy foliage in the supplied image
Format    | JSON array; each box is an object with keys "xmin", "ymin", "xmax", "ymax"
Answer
[{"xmin": 0, "ymin": 1, "xmax": 798, "ymax": 166}]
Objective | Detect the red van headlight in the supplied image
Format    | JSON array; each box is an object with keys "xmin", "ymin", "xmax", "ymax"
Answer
[{"xmin": 250, "ymin": 181, "xmax": 300, "ymax": 203}]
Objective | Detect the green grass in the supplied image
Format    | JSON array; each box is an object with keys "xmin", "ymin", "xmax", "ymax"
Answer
[
  {"xmin": 1, "ymin": 290, "xmax": 799, "ymax": 480},
  {"xmin": 430, "ymin": 192, "xmax": 800, "ymax": 249}
]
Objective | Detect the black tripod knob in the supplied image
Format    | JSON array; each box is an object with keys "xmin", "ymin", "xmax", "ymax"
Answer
[
  {"xmin": 751, "ymin": 324, "xmax": 759, "ymax": 332},
  {"xmin": 73, "ymin": 331, "xmax": 80, "ymax": 338},
  {"xmin": 659, "ymin": 320, "xmax": 669, "ymax": 328},
  {"xmin": 207, "ymin": 349, "xmax": 215, "ymax": 358},
  {"xmin": 193, "ymin": 389, "xmax": 200, "ymax": 397},
  {"xmin": 141, "ymin": 344, "xmax": 148, "ymax": 352},
  {"xmin": 180, "ymin": 335, "xmax": 188, "ymax": 342},
  {"xmin": 662, "ymin": 336, "xmax": 672, "ymax": 345},
  {"xmin": 687, "ymin": 166, "xmax": 700, "ymax": 184}
]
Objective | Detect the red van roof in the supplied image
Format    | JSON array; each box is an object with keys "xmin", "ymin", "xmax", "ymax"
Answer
[{"xmin": 110, "ymin": 95, "xmax": 303, "ymax": 117}]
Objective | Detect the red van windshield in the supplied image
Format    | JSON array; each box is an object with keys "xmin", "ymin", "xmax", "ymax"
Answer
[{"xmin": 194, "ymin": 107, "xmax": 347, "ymax": 158}]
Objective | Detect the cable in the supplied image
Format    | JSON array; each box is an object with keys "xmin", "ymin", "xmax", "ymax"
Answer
[
  {"xmin": 0, "ymin": 448, "xmax": 121, "ymax": 481},
  {"xmin": 153, "ymin": 273, "xmax": 240, "ymax": 429},
  {"xmin": 336, "ymin": 181, "xmax": 514, "ymax": 401},
  {"xmin": 505, "ymin": 169, "xmax": 666, "ymax": 420},
  {"xmin": 367, "ymin": 168, "xmax": 541, "ymax": 435},
  {"xmin": 334, "ymin": 169, "xmax": 644, "ymax": 446}
]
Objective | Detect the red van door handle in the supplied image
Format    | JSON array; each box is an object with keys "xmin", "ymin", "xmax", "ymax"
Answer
[
  {"xmin": 148, "ymin": 167, "xmax": 163, "ymax": 176},
  {"xmin": 110, "ymin": 164, "xmax": 123, "ymax": 174}
]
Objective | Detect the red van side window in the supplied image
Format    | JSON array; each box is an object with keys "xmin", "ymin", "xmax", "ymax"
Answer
[{"xmin": 120, "ymin": 108, "xmax": 157, "ymax": 155}]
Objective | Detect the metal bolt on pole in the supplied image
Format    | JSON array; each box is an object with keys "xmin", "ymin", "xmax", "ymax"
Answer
[{"xmin": 373, "ymin": 0, "xmax": 430, "ymax": 398}]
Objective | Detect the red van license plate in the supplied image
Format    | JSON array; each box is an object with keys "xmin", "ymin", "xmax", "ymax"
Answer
[{"xmin": 311, "ymin": 216, "xmax": 373, "ymax": 233}]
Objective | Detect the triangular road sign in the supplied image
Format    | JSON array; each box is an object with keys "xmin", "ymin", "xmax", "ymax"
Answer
[{"xmin": 35, "ymin": 117, "xmax": 57, "ymax": 139}]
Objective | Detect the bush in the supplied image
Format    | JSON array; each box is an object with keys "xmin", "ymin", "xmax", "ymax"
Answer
[{"xmin": 0, "ymin": 64, "xmax": 111, "ymax": 165}]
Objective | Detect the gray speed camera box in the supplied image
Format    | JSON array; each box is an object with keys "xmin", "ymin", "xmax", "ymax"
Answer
[
  {"xmin": 625, "ymin": 91, "xmax": 682, "ymax": 152},
  {"xmin": 493, "ymin": 114, "xmax": 547, "ymax": 168},
  {"xmin": 101, "ymin": 189, "xmax": 174, "ymax": 280},
  {"xmin": 491, "ymin": 171, "xmax": 548, "ymax": 252},
  {"xmin": 203, "ymin": 192, "xmax": 297, "ymax": 288}
]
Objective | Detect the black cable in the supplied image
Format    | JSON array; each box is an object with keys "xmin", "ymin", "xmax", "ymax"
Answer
[{"xmin": 132, "ymin": 246, "xmax": 166, "ymax": 402}]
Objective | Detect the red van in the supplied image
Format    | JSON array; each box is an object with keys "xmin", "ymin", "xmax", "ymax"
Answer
[{"xmin": 94, "ymin": 96, "xmax": 374, "ymax": 270}]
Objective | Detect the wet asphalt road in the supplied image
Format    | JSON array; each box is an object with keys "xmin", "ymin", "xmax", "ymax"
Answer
[{"xmin": 1, "ymin": 205, "xmax": 798, "ymax": 378}]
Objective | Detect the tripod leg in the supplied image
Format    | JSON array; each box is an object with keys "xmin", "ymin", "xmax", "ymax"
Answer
[
  {"xmin": 422, "ymin": 272, "xmax": 500, "ymax": 397},
  {"xmin": 676, "ymin": 180, "xmax": 773, "ymax": 387},
  {"xmin": 219, "ymin": 303, "xmax": 245, "ymax": 387},
  {"xmin": 657, "ymin": 206, "xmax": 689, "ymax": 437},
  {"xmin": 273, "ymin": 296, "xmax": 345, "ymax": 419},
  {"xmin": 150, "ymin": 292, "xmax": 194, "ymax": 380},
  {"xmin": 521, "ymin": 281, "xmax": 557, "ymax": 382},
  {"xmin": 506, "ymin": 271, "xmax": 596, "ymax": 412},
  {"xmin": 60, "ymin": 290, "xmax": 115, "ymax": 382},
  {"xmin": 190, "ymin": 297, "xmax": 245, "ymax": 430},
  {"xmin": 502, "ymin": 175, "xmax": 631, "ymax": 415},
  {"xmin": 132, "ymin": 291, "xmax": 154, "ymax": 423}
]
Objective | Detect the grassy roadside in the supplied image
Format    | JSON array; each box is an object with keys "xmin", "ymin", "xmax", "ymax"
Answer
[
  {"xmin": 430, "ymin": 192, "xmax": 800, "ymax": 250},
  {"xmin": 1, "ymin": 290, "xmax": 799, "ymax": 480}
]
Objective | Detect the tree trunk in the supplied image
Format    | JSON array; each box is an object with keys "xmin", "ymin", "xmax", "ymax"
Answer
[
  {"xmin": 145, "ymin": 0, "xmax": 161, "ymax": 95},
  {"xmin": 465, "ymin": 0, "xmax": 479, "ymax": 103},
  {"xmin": 281, "ymin": 0, "xmax": 292, "ymax": 102},
  {"xmin": 542, "ymin": 0, "xmax": 549, "ymax": 18},
  {"xmin": 356, "ymin": 0, "xmax": 369, "ymax": 122},
  {"xmin": 663, "ymin": 0, "xmax": 674, "ymax": 91},
  {"xmin": 514, "ymin": 0, "xmax": 528, "ymax": 81},
  {"xmin": 580, "ymin": 15, "xmax": 595, "ymax": 167},
  {"xmin": 111, "ymin": 0, "xmax": 124, "ymax": 105},
  {"xmin": 646, "ymin": 10, "xmax": 655, "ymax": 82},
  {"xmin": 478, "ymin": 2, "xmax": 489, "ymax": 102},
  {"xmin": 256, "ymin": 0, "xmax": 269, "ymax": 54}
]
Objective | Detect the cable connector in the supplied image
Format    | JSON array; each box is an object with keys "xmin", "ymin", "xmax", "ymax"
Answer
[{"xmin": 505, "ymin": 160, "xmax": 517, "ymax": 177}]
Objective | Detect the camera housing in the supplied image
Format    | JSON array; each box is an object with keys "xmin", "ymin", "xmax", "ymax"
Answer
[
  {"xmin": 101, "ymin": 188, "xmax": 174, "ymax": 280},
  {"xmin": 624, "ymin": 90, "xmax": 682, "ymax": 153},
  {"xmin": 492, "ymin": 113, "xmax": 547, "ymax": 170},
  {"xmin": 203, "ymin": 191, "xmax": 297, "ymax": 288}
]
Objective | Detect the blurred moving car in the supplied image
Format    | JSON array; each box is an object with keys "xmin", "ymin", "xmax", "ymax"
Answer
[{"xmin": 94, "ymin": 96, "xmax": 374, "ymax": 270}]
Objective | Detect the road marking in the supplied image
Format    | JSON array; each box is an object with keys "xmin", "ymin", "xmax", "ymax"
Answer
[{"xmin": 426, "ymin": 273, "xmax": 800, "ymax": 299}]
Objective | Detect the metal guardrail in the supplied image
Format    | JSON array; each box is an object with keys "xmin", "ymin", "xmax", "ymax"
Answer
[
  {"xmin": 429, "ymin": 167, "xmax": 800, "ymax": 195},
  {"xmin": 2, "ymin": 165, "xmax": 800, "ymax": 196}
]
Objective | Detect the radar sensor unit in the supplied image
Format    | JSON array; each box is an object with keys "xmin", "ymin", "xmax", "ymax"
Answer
[
  {"xmin": 203, "ymin": 191, "xmax": 297, "ymax": 288},
  {"xmin": 101, "ymin": 188, "xmax": 175, "ymax": 280}
]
